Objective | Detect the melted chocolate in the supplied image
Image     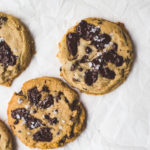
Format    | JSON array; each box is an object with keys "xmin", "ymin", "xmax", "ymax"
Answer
[
  {"xmin": 102, "ymin": 50, "xmax": 123, "ymax": 66},
  {"xmin": 66, "ymin": 33, "xmax": 79, "ymax": 56},
  {"xmin": 42, "ymin": 85, "xmax": 50, "ymax": 92},
  {"xmin": 84, "ymin": 70, "xmax": 98, "ymax": 86},
  {"xmin": 27, "ymin": 87, "xmax": 41, "ymax": 105},
  {"xmin": 99, "ymin": 67, "xmax": 116, "ymax": 79},
  {"xmin": 33, "ymin": 127, "xmax": 52, "ymax": 142},
  {"xmin": 11, "ymin": 108, "xmax": 42, "ymax": 129},
  {"xmin": 39, "ymin": 95, "xmax": 54, "ymax": 109},
  {"xmin": 76, "ymin": 20, "xmax": 100, "ymax": 41},
  {"xmin": 0, "ymin": 40, "xmax": 17, "ymax": 66}
]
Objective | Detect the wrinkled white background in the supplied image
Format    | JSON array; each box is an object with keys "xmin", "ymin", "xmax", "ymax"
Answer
[{"xmin": 0, "ymin": 0, "xmax": 150, "ymax": 149}]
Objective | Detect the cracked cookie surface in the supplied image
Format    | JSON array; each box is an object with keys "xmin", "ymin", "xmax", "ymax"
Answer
[
  {"xmin": 57, "ymin": 17, "xmax": 134, "ymax": 95},
  {"xmin": 0, "ymin": 120, "xmax": 13, "ymax": 150},
  {"xmin": 7, "ymin": 77, "xmax": 86, "ymax": 149},
  {"xmin": 0, "ymin": 12, "xmax": 34, "ymax": 86}
]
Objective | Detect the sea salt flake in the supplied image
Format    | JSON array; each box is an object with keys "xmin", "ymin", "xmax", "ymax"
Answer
[
  {"xmin": 59, "ymin": 125, "xmax": 63, "ymax": 130},
  {"xmin": 18, "ymin": 98, "xmax": 23, "ymax": 104},
  {"xmin": 21, "ymin": 118, "xmax": 26, "ymax": 125},
  {"xmin": 62, "ymin": 120, "xmax": 65, "ymax": 123},
  {"xmin": 88, "ymin": 62, "xmax": 92, "ymax": 67},
  {"xmin": 16, "ymin": 114, "xmax": 21, "ymax": 119},
  {"xmin": 25, "ymin": 105, "xmax": 29, "ymax": 109},
  {"xmin": 13, "ymin": 49, "xmax": 18, "ymax": 53},
  {"xmin": 27, "ymin": 132, "xmax": 31, "ymax": 135},
  {"xmin": 97, "ymin": 52, "xmax": 102, "ymax": 56},
  {"xmin": 53, "ymin": 109, "xmax": 58, "ymax": 115}
]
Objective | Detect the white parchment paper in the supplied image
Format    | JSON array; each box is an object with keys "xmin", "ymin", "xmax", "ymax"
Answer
[{"xmin": 0, "ymin": 0, "xmax": 150, "ymax": 149}]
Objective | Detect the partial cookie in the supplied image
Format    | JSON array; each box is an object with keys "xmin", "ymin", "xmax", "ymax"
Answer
[
  {"xmin": 7, "ymin": 77, "xmax": 86, "ymax": 149},
  {"xmin": 0, "ymin": 12, "xmax": 34, "ymax": 86},
  {"xmin": 0, "ymin": 120, "xmax": 13, "ymax": 150},
  {"xmin": 57, "ymin": 17, "xmax": 134, "ymax": 95}
]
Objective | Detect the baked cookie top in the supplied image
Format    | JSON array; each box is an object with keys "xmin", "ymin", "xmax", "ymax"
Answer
[
  {"xmin": 57, "ymin": 17, "xmax": 134, "ymax": 95},
  {"xmin": 7, "ymin": 77, "xmax": 86, "ymax": 149},
  {"xmin": 0, "ymin": 120, "xmax": 13, "ymax": 150},
  {"xmin": 0, "ymin": 12, "xmax": 34, "ymax": 86}
]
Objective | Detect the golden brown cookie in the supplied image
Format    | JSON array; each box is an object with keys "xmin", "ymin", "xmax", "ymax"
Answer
[
  {"xmin": 0, "ymin": 12, "xmax": 34, "ymax": 86},
  {"xmin": 7, "ymin": 77, "xmax": 86, "ymax": 149},
  {"xmin": 57, "ymin": 17, "xmax": 134, "ymax": 95},
  {"xmin": 0, "ymin": 120, "xmax": 13, "ymax": 150}
]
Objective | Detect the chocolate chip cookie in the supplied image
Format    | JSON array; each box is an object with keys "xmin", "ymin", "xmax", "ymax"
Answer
[
  {"xmin": 57, "ymin": 17, "xmax": 134, "ymax": 95},
  {"xmin": 0, "ymin": 120, "xmax": 13, "ymax": 150},
  {"xmin": 0, "ymin": 12, "xmax": 34, "ymax": 86},
  {"xmin": 7, "ymin": 77, "xmax": 86, "ymax": 149}
]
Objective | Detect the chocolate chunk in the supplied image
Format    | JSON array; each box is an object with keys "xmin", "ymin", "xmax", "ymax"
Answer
[
  {"xmin": 71, "ymin": 64, "xmax": 76, "ymax": 71},
  {"xmin": 0, "ymin": 16, "xmax": 7, "ymax": 25},
  {"xmin": 0, "ymin": 40, "xmax": 17, "ymax": 66},
  {"xmin": 33, "ymin": 127, "xmax": 52, "ymax": 142},
  {"xmin": 103, "ymin": 50, "xmax": 123, "ymax": 66},
  {"xmin": 100, "ymin": 34, "xmax": 111, "ymax": 44},
  {"xmin": 44, "ymin": 115, "xmax": 58, "ymax": 125},
  {"xmin": 56, "ymin": 91, "xmax": 63, "ymax": 102},
  {"xmin": 66, "ymin": 33, "xmax": 79, "ymax": 56},
  {"xmin": 27, "ymin": 87, "xmax": 41, "ymax": 105},
  {"xmin": 85, "ymin": 47, "xmax": 92, "ymax": 54},
  {"xmin": 80, "ymin": 55, "xmax": 88, "ymax": 63},
  {"xmin": 99, "ymin": 67, "xmax": 115, "ymax": 79},
  {"xmin": 11, "ymin": 108, "xmax": 42, "ymax": 129},
  {"xmin": 84, "ymin": 70, "xmax": 98, "ymax": 86},
  {"xmin": 91, "ymin": 34, "xmax": 111, "ymax": 50},
  {"xmin": 40, "ymin": 95, "xmax": 54, "ymax": 109},
  {"xmin": 112, "ymin": 43, "xmax": 118, "ymax": 51},
  {"xmin": 78, "ymin": 67, "xmax": 83, "ymax": 72},
  {"xmin": 76, "ymin": 20, "xmax": 100, "ymax": 41},
  {"xmin": 49, "ymin": 117, "xmax": 58, "ymax": 125},
  {"xmin": 70, "ymin": 61, "xmax": 79, "ymax": 71},
  {"xmin": 59, "ymin": 135, "xmax": 67, "ymax": 146},
  {"xmin": 71, "ymin": 99, "xmax": 79, "ymax": 111},
  {"xmin": 26, "ymin": 116, "xmax": 42, "ymax": 129},
  {"xmin": 64, "ymin": 97, "xmax": 69, "ymax": 104},
  {"xmin": 42, "ymin": 85, "xmax": 50, "ymax": 92}
]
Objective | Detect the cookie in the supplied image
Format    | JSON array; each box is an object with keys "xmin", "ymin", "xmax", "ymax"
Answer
[
  {"xmin": 0, "ymin": 12, "xmax": 34, "ymax": 86},
  {"xmin": 57, "ymin": 17, "xmax": 134, "ymax": 95},
  {"xmin": 7, "ymin": 77, "xmax": 86, "ymax": 149},
  {"xmin": 0, "ymin": 120, "xmax": 13, "ymax": 150}
]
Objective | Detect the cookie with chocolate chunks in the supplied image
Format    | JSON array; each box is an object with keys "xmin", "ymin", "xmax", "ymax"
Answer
[
  {"xmin": 0, "ymin": 120, "xmax": 13, "ymax": 150},
  {"xmin": 57, "ymin": 17, "xmax": 134, "ymax": 95},
  {"xmin": 0, "ymin": 12, "xmax": 35, "ymax": 86},
  {"xmin": 7, "ymin": 77, "xmax": 86, "ymax": 149}
]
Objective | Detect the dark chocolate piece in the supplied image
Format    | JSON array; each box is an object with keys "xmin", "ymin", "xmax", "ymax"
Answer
[
  {"xmin": 0, "ymin": 40, "xmax": 17, "ymax": 66},
  {"xmin": 27, "ymin": 87, "xmax": 41, "ymax": 105},
  {"xmin": 39, "ymin": 95, "xmax": 54, "ymax": 109},
  {"xmin": 33, "ymin": 127, "xmax": 52, "ymax": 142},
  {"xmin": 84, "ymin": 70, "xmax": 98, "ymax": 86},
  {"xmin": 11, "ymin": 108, "xmax": 42, "ymax": 129},
  {"xmin": 66, "ymin": 33, "xmax": 79, "ymax": 56}
]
